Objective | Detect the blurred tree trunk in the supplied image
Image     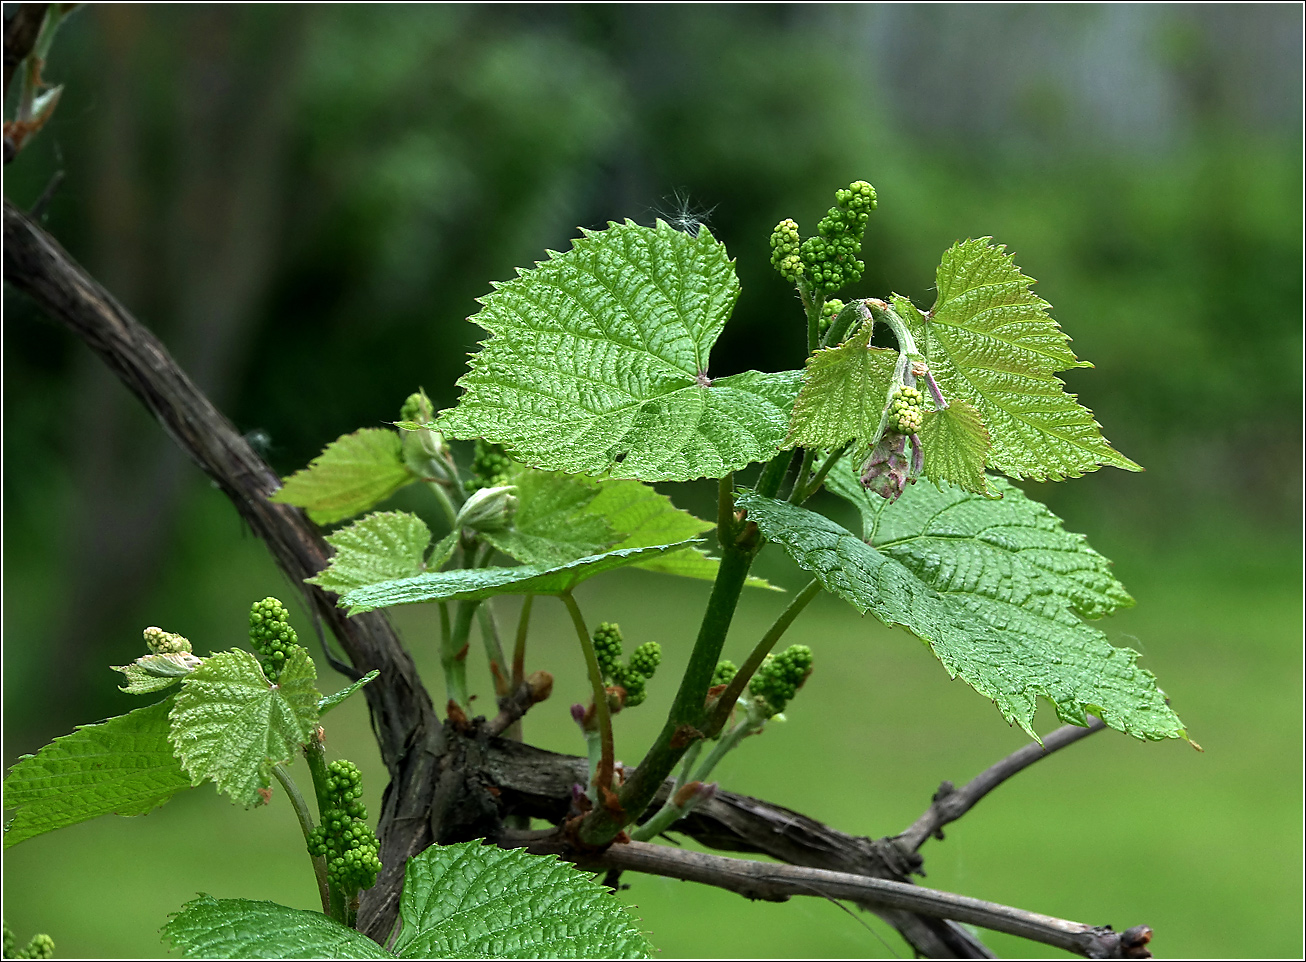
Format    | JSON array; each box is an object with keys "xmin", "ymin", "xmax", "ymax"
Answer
[{"xmin": 43, "ymin": 5, "xmax": 304, "ymax": 728}]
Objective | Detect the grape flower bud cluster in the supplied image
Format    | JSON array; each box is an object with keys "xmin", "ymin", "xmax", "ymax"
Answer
[
  {"xmin": 306, "ymin": 759, "xmax": 382, "ymax": 893},
  {"xmin": 466, "ymin": 439, "xmax": 513, "ymax": 492},
  {"xmin": 143, "ymin": 626, "xmax": 192, "ymax": 655},
  {"xmin": 769, "ymin": 181, "xmax": 877, "ymax": 295},
  {"xmin": 248, "ymin": 597, "xmax": 298, "ymax": 683},
  {"xmin": 592, "ymin": 622, "xmax": 662, "ymax": 709},
  {"xmin": 3, "ymin": 924, "xmax": 54, "ymax": 960},
  {"xmin": 749, "ymin": 644, "xmax": 814, "ymax": 718}
]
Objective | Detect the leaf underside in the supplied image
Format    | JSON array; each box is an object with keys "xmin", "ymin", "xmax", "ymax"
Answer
[
  {"xmin": 318, "ymin": 670, "xmax": 380, "ymax": 716},
  {"xmin": 486, "ymin": 468, "xmax": 771, "ymax": 588},
  {"xmin": 895, "ymin": 237, "xmax": 1140, "ymax": 481},
  {"xmin": 168, "ymin": 648, "xmax": 320, "ymax": 806},
  {"xmin": 271, "ymin": 428, "xmax": 414, "ymax": 525},
  {"xmin": 341, "ymin": 542, "xmax": 700, "ymax": 614},
  {"xmin": 394, "ymin": 840, "xmax": 652, "ymax": 959},
  {"xmin": 737, "ymin": 467, "xmax": 1183, "ymax": 741},
  {"xmin": 437, "ymin": 219, "xmax": 801, "ymax": 481},
  {"xmin": 163, "ymin": 897, "xmax": 390, "ymax": 959},
  {"xmin": 112, "ymin": 652, "xmax": 204, "ymax": 694},
  {"xmin": 3, "ymin": 698, "xmax": 191, "ymax": 849}
]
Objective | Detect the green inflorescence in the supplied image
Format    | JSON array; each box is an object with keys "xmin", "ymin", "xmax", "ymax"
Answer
[
  {"xmin": 768, "ymin": 217, "xmax": 804, "ymax": 283},
  {"xmin": 749, "ymin": 644, "xmax": 814, "ymax": 717},
  {"xmin": 591, "ymin": 622, "xmax": 661, "ymax": 708},
  {"xmin": 711, "ymin": 660, "xmax": 738, "ymax": 687},
  {"xmin": 818, "ymin": 298, "xmax": 845, "ymax": 339},
  {"xmin": 306, "ymin": 759, "xmax": 382, "ymax": 893},
  {"xmin": 887, "ymin": 385, "xmax": 925, "ymax": 435},
  {"xmin": 466, "ymin": 439, "xmax": 513, "ymax": 492},
  {"xmin": 592, "ymin": 621, "xmax": 625, "ymax": 681},
  {"xmin": 770, "ymin": 181, "xmax": 877, "ymax": 296},
  {"xmin": 248, "ymin": 597, "xmax": 298, "ymax": 683},
  {"xmin": 399, "ymin": 391, "xmax": 429, "ymax": 425},
  {"xmin": 143, "ymin": 625, "xmax": 192, "ymax": 655},
  {"xmin": 3, "ymin": 923, "xmax": 54, "ymax": 960}
]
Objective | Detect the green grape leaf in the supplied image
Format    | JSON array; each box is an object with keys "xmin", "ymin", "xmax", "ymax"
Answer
[
  {"xmin": 893, "ymin": 238, "xmax": 1141, "ymax": 480},
  {"xmin": 168, "ymin": 648, "xmax": 320, "ymax": 806},
  {"xmin": 427, "ymin": 531, "xmax": 458, "ymax": 571},
  {"xmin": 341, "ymin": 543, "xmax": 698, "ymax": 614},
  {"xmin": 482, "ymin": 470, "xmax": 617, "ymax": 566},
  {"xmin": 581, "ymin": 475, "xmax": 773, "ymax": 587},
  {"xmin": 318, "ymin": 670, "xmax": 380, "ymax": 716},
  {"xmin": 307, "ymin": 511, "xmax": 433, "ymax": 596},
  {"xmin": 918, "ymin": 400, "xmax": 993, "ymax": 497},
  {"xmin": 3, "ymin": 699, "xmax": 191, "ymax": 849},
  {"xmin": 784, "ymin": 323, "xmax": 898, "ymax": 450},
  {"xmin": 271, "ymin": 429, "xmax": 414, "ymax": 525},
  {"xmin": 737, "ymin": 476, "xmax": 1182, "ymax": 741},
  {"xmin": 394, "ymin": 840, "xmax": 652, "ymax": 959},
  {"xmin": 436, "ymin": 219, "xmax": 801, "ymax": 481},
  {"xmin": 112, "ymin": 652, "xmax": 205, "ymax": 694},
  {"xmin": 163, "ymin": 896, "xmax": 391, "ymax": 959}
]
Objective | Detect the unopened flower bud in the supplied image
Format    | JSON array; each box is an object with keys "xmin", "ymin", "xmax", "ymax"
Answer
[
  {"xmin": 672, "ymin": 780, "xmax": 718, "ymax": 810},
  {"xmin": 143, "ymin": 626, "xmax": 191, "ymax": 655},
  {"xmin": 455, "ymin": 484, "xmax": 518, "ymax": 532},
  {"xmin": 861, "ymin": 433, "xmax": 911, "ymax": 501},
  {"xmin": 526, "ymin": 670, "xmax": 554, "ymax": 704},
  {"xmin": 398, "ymin": 392, "xmax": 454, "ymax": 483}
]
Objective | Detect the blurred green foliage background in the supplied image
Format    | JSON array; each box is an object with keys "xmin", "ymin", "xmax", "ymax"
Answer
[{"xmin": 3, "ymin": 5, "xmax": 1301, "ymax": 958}]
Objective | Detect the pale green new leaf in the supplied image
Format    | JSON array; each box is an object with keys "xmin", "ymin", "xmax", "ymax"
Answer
[
  {"xmin": 918, "ymin": 400, "xmax": 993, "ymax": 497},
  {"xmin": 271, "ymin": 429, "xmax": 414, "ymax": 525},
  {"xmin": 163, "ymin": 897, "xmax": 391, "ymax": 959},
  {"xmin": 582, "ymin": 475, "xmax": 773, "ymax": 587},
  {"xmin": 113, "ymin": 652, "xmax": 205, "ymax": 694},
  {"xmin": 893, "ymin": 238, "xmax": 1140, "ymax": 480},
  {"xmin": 168, "ymin": 648, "xmax": 319, "ymax": 806},
  {"xmin": 318, "ymin": 670, "xmax": 380, "ymax": 716},
  {"xmin": 307, "ymin": 511, "xmax": 433, "ymax": 595},
  {"xmin": 394, "ymin": 840, "xmax": 652, "ymax": 959},
  {"xmin": 737, "ymin": 476, "xmax": 1182, "ymax": 741},
  {"xmin": 784, "ymin": 323, "xmax": 898, "ymax": 450},
  {"xmin": 481, "ymin": 470, "xmax": 617, "ymax": 566},
  {"xmin": 3, "ymin": 699, "xmax": 191, "ymax": 849},
  {"xmin": 342, "ymin": 543, "xmax": 697, "ymax": 614},
  {"xmin": 437, "ymin": 219, "xmax": 801, "ymax": 481}
]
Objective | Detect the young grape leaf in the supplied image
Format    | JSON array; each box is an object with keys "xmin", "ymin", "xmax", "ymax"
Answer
[
  {"xmin": 436, "ymin": 219, "xmax": 801, "ymax": 481},
  {"xmin": 307, "ymin": 511, "xmax": 433, "ymax": 596},
  {"xmin": 784, "ymin": 322, "xmax": 898, "ymax": 450},
  {"xmin": 917, "ymin": 399, "xmax": 993, "ymax": 497},
  {"xmin": 168, "ymin": 648, "xmax": 319, "ymax": 806},
  {"xmin": 112, "ymin": 651, "xmax": 205, "ymax": 695},
  {"xmin": 581, "ymin": 475, "xmax": 773, "ymax": 588},
  {"xmin": 318, "ymin": 670, "xmax": 380, "ymax": 716},
  {"xmin": 736, "ymin": 476, "xmax": 1183, "ymax": 742},
  {"xmin": 481, "ymin": 469, "xmax": 617, "ymax": 566},
  {"xmin": 893, "ymin": 238, "xmax": 1141, "ymax": 480},
  {"xmin": 341, "ymin": 542, "xmax": 698, "ymax": 614},
  {"xmin": 485, "ymin": 469, "xmax": 775, "ymax": 589},
  {"xmin": 393, "ymin": 840, "xmax": 652, "ymax": 959},
  {"xmin": 163, "ymin": 896, "xmax": 391, "ymax": 959},
  {"xmin": 271, "ymin": 428, "xmax": 414, "ymax": 525},
  {"xmin": 3, "ymin": 699, "xmax": 191, "ymax": 849}
]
